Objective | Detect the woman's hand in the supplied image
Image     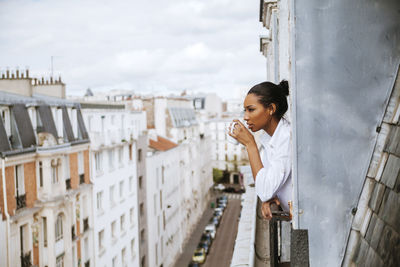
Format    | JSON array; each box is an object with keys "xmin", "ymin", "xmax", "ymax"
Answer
[
  {"xmin": 261, "ymin": 197, "xmax": 281, "ymax": 220},
  {"xmin": 228, "ymin": 119, "xmax": 255, "ymax": 148}
]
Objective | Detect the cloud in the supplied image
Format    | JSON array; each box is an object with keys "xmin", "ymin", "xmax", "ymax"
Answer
[{"xmin": 0, "ymin": 0, "xmax": 266, "ymax": 100}]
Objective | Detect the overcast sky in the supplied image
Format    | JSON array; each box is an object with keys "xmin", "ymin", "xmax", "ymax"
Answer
[{"xmin": 0, "ymin": 0, "xmax": 267, "ymax": 100}]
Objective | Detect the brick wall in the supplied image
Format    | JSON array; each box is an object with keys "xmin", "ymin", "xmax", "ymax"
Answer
[
  {"xmin": 344, "ymin": 69, "xmax": 400, "ymax": 266},
  {"xmin": 24, "ymin": 162, "xmax": 37, "ymax": 208},
  {"xmin": 83, "ymin": 150, "xmax": 90, "ymax": 184},
  {"xmin": 70, "ymin": 153, "xmax": 78, "ymax": 189},
  {"xmin": 0, "ymin": 166, "xmax": 16, "ymax": 219}
]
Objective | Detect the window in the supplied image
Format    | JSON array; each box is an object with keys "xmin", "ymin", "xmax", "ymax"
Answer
[
  {"xmin": 131, "ymin": 239, "xmax": 136, "ymax": 259},
  {"xmin": 108, "ymin": 149, "xmax": 115, "ymax": 170},
  {"xmin": 140, "ymin": 229, "xmax": 145, "ymax": 244},
  {"xmin": 98, "ymin": 230, "xmax": 104, "ymax": 251},
  {"xmin": 140, "ymin": 203, "xmax": 144, "ymax": 217},
  {"xmin": 97, "ymin": 191, "xmax": 103, "ymax": 211},
  {"xmin": 139, "ymin": 176, "xmax": 143, "ymax": 189},
  {"xmin": 43, "ymin": 217, "xmax": 47, "ymax": 247},
  {"xmin": 55, "ymin": 214, "xmax": 63, "ymax": 242},
  {"xmin": 84, "ymin": 237, "xmax": 89, "ymax": 261},
  {"xmin": 119, "ymin": 181, "xmax": 124, "ymax": 199},
  {"xmin": 118, "ymin": 147, "xmax": 123, "ymax": 166},
  {"xmin": 112, "ymin": 256, "xmax": 117, "ymax": 267},
  {"xmin": 122, "ymin": 248, "xmax": 127, "ymax": 267},
  {"xmin": 129, "ymin": 144, "xmax": 133, "ymax": 161},
  {"xmin": 15, "ymin": 164, "xmax": 25, "ymax": 197},
  {"xmin": 64, "ymin": 155, "xmax": 70, "ymax": 179},
  {"xmin": 78, "ymin": 152, "xmax": 84, "ymax": 175},
  {"xmin": 159, "ymin": 190, "xmax": 162, "ymax": 209},
  {"xmin": 130, "ymin": 207, "xmax": 134, "ymax": 226},
  {"xmin": 110, "ymin": 185, "xmax": 115, "ymax": 205},
  {"xmin": 138, "ymin": 149, "xmax": 142, "ymax": 162},
  {"xmin": 39, "ymin": 161, "xmax": 43, "ymax": 187},
  {"xmin": 154, "ymin": 194, "xmax": 157, "ymax": 215},
  {"xmin": 111, "ymin": 221, "xmax": 117, "ymax": 240},
  {"xmin": 56, "ymin": 255, "xmax": 64, "ymax": 267},
  {"xmin": 95, "ymin": 152, "xmax": 103, "ymax": 172},
  {"xmin": 51, "ymin": 159, "xmax": 59, "ymax": 184},
  {"xmin": 129, "ymin": 176, "xmax": 133, "ymax": 193},
  {"xmin": 120, "ymin": 214, "xmax": 125, "ymax": 233}
]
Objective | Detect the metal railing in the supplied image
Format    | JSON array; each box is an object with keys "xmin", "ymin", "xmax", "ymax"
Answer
[
  {"xmin": 16, "ymin": 194, "xmax": 26, "ymax": 210},
  {"xmin": 85, "ymin": 260, "xmax": 90, "ymax": 267},
  {"xmin": 79, "ymin": 174, "xmax": 85, "ymax": 184},
  {"xmin": 71, "ymin": 225, "xmax": 76, "ymax": 240},
  {"xmin": 66, "ymin": 178, "xmax": 71, "ymax": 190},
  {"xmin": 21, "ymin": 251, "xmax": 32, "ymax": 267}
]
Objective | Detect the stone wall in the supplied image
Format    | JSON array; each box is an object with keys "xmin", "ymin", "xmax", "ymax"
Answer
[{"xmin": 343, "ymin": 68, "xmax": 400, "ymax": 266}]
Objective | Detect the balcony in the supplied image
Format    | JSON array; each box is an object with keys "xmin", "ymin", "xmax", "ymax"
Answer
[
  {"xmin": 85, "ymin": 260, "xmax": 90, "ymax": 267},
  {"xmin": 21, "ymin": 251, "xmax": 32, "ymax": 267},
  {"xmin": 83, "ymin": 217, "xmax": 89, "ymax": 232},
  {"xmin": 16, "ymin": 194, "xmax": 26, "ymax": 210},
  {"xmin": 66, "ymin": 178, "xmax": 71, "ymax": 190},
  {"xmin": 79, "ymin": 174, "xmax": 85, "ymax": 184}
]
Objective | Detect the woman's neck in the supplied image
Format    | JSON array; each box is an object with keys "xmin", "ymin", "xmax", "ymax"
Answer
[{"xmin": 264, "ymin": 117, "xmax": 280, "ymax": 136}]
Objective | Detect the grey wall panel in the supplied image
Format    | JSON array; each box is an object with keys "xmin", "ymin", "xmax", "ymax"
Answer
[
  {"xmin": 293, "ymin": 0, "xmax": 400, "ymax": 266},
  {"xmin": 0, "ymin": 115, "xmax": 11, "ymax": 152},
  {"xmin": 62, "ymin": 106, "xmax": 75, "ymax": 142},
  {"xmin": 37, "ymin": 105, "xmax": 58, "ymax": 140},
  {"xmin": 11, "ymin": 104, "xmax": 36, "ymax": 148}
]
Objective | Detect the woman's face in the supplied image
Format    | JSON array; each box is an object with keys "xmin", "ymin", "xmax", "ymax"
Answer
[{"xmin": 243, "ymin": 93, "xmax": 272, "ymax": 132}]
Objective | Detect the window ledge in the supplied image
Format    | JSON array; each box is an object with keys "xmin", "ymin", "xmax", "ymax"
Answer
[{"xmin": 99, "ymin": 248, "xmax": 106, "ymax": 257}]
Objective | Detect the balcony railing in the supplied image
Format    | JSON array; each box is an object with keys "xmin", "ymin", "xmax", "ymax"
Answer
[
  {"xmin": 71, "ymin": 225, "xmax": 76, "ymax": 240},
  {"xmin": 21, "ymin": 251, "xmax": 32, "ymax": 267},
  {"xmin": 79, "ymin": 174, "xmax": 85, "ymax": 184},
  {"xmin": 83, "ymin": 217, "xmax": 89, "ymax": 232},
  {"xmin": 16, "ymin": 194, "xmax": 26, "ymax": 210},
  {"xmin": 66, "ymin": 178, "xmax": 71, "ymax": 190},
  {"xmin": 85, "ymin": 260, "xmax": 90, "ymax": 267}
]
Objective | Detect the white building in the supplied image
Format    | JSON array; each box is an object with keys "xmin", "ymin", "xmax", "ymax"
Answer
[{"xmin": 80, "ymin": 102, "xmax": 147, "ymax": 267}]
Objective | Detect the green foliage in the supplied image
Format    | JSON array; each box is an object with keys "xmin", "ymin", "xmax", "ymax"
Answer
[{"xmin": 213, "ymin": 168, "xmax": 224, "ymax": 183}]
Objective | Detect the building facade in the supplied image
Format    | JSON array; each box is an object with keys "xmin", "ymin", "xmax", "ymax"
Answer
[
  {"xmin": 0, "ymin": 70, "xmax": 94, "ymax": 267},
  {"xmin": 80, "ymin": 102, "xmax": 147, "ymax": 267}
]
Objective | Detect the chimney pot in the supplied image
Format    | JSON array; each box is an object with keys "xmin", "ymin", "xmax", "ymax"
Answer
[
  {"xmin": 58, "ymin": 76, "xmax": 62, "ymax": 83},
  {"xmin": 34, "ymin": 78, "xmax": 37, "ymax": 85},
  {"xmin": 16, "ymin": 69, "xmax": 19, "ymax": 78},
  {"xmin": 50, "ymin": 77, "xmax": 53, "ymax": 84},
  {"xmin": 6, "ymin": 70, "xmax": 9, "ymax": 78},
  {"xmin": 1, "ymin": 74, "xmax": 4, "ymax": 79},
  {"xmin": 45, "ymin": 80, "xmax": 49, "ymax": 85},
  {"xmin": 21, "ymin": 73, "xmax": 24, "ymax": 78},
  {"xmin": 26, "ymin": 69, "xmax": 29, "ymax": 78},
  {"xmin": 41, "ymin": 77, "xmax": 44, "ymax": 84},
  {"xmin": 11, "ymin": 73, "xmax": 15, "ymax": 79}
]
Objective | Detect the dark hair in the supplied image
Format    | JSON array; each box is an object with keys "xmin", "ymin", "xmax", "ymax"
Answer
[{"xmin": 247, "ymin": 80, "xmax": 289, "ymax": 118}]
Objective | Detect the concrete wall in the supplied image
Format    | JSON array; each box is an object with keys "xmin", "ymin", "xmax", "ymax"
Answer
[{"xmin": 343, "ymin": 68, "xmax": 400, "ymax": 266}]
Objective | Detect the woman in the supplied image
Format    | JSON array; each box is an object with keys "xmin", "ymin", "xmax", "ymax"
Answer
[{"xmin": 229, "ymin": 80, "xmax": 292, "ymax": 220}]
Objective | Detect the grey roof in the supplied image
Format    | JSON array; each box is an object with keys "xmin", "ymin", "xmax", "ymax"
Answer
[
  {"xmin": 0, "ymin": 91, "xmax": 76, "ymax": 107},
  {"xmin": 168, "ymin": 107, "xmax": 198, "ymax": 128}
]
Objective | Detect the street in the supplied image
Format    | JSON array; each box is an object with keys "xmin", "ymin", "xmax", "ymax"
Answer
[{"xmin": 174, "ymin": 193, "xmax": 242, "ymax": 267}]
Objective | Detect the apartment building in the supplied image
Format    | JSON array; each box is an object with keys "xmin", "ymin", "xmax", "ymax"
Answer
[
  {"xmin": 0, "ymin": 70, "xmax": 93, "ymax": 267},
  {"xmin": 144, "ymin": 96, "xmax": 213, "ymax": 267},
  {"xmin": 78, "ymin": 102, "xmax": 144, "ymax": 267}
]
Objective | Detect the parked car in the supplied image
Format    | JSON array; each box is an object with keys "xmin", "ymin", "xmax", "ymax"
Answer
[
  {"xmin": 234, "ymin": 187, "xmax": 246, "ymax": 194},
  {"xmin": 215, "ymin": 207, "xmax": 224, "ymax": 214},
  {"xmin": 200, "ymin": 232, "xmax": 212, "ymax": 246},
  {"xmin": 198, "ymin": 241, "xmax": 210, "ymax": 254},
  {"xmin": 213, "ymin": 210, "xmax": 223, "ymax": 219},
  {"xmin": 205, "ymin": 224, "xmax": 216, "ymax": 239},
  {"xmin": 213, "ymin": 184, "xmax": 225, "ymax": 191},
  {"xmin": 209, "ymin": 216, "xmax": 220, "ymax": 228},
  {"xmin": 192, "ymin": 248, "xmax": 206, "ymax": 264},
  {"xmin": 223, "ymin": 187, "xmax": 235, "ymax": 193},
  {"xmin": 188, "ymin": 261, "xmax": 200, "ymax": 267}
]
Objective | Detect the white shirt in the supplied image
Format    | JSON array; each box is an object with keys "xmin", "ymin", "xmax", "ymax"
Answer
[{"xmin": 255, "ymin": 118, "xmax": 292, "ymax": 211}]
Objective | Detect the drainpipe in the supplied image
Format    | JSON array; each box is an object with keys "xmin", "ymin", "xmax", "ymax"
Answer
[{"xmin": 2, "ymin": 157, "xmax": 11, "ymax": 267}]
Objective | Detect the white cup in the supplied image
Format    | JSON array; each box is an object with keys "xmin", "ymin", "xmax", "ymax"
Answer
[{"xmin": 227, "ymin": 121, "xmax": 240, "ymax": 145}]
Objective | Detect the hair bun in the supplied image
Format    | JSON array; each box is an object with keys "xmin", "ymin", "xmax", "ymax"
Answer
[{"xmin": 278, "ymin": 80, "xmax": 289, "ymax": 96}]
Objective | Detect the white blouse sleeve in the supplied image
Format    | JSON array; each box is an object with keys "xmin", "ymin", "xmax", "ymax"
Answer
[{"xmin": 255, "ymin": 138, "xmax": 291, "ymax": 202}]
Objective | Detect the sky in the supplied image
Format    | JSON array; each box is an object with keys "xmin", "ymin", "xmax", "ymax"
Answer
[{"xmin": 0, "ymin": 0, "xmax": 267, "ymax": 100}]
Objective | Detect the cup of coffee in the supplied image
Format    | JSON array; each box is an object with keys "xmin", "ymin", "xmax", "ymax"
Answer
[{"xmin": 227, "ymin": 121, "xmax": 239, "ymax": 145}]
